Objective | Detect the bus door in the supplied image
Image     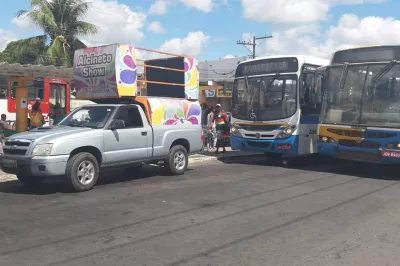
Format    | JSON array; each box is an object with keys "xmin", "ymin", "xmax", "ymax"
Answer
[
  {"xmin": 48, "ymin": 80, "xmax": 69, "ymax": 116},
  {"xmin": 298, "ymin": 71, "xmax": 321, "ymax": 154}
]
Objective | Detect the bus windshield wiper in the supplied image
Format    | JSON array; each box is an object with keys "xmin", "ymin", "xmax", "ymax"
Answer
[
  {"xmin": 244, "ymin": 76, "xmax": 251, "ymax": 95},
  {"xmin": 337, "ymin": 63, "xmax": 349, "ymax": 91},
  {"xmin": 371, "ymin": 60, "xmax": 397, "ymax": 86},
  {"xmin": 266, "ymin": 74, "xmax": 280, "ymax": 92}
]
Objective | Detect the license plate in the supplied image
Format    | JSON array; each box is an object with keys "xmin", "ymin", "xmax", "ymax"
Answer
[
  {"xmin": 3, "ymin": 159, "xmax": 17, "ymax": 168},
  {"xmin": 278, "ymin": 144, "xmax": 291, "ymax": 150}
]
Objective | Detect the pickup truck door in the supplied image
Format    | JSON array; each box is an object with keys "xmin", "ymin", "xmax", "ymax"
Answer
[{"xmin": 103, "ymin": 106, "xmax": 152, "ymax": 165}]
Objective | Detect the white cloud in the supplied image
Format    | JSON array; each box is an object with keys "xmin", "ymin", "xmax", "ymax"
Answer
[
  {"xmin": 178, "ymin": 0, "xmax": 213, "ymax": 12},
  {"xmin": 12, "ymin": 0, "xmax": 147, "ymax": 46},
  {"xmin": 147, "ymin": 21, "xmax": 166, "ymax": 33},
  {"xmin": 258, "ymin": 14, "xmax": 400, "ymax": 59},
  {"xmin": 82, "ymin": 0, "xmax": 146, "ymax": 45},
  {"xmin": 224, "ymin": 54, "xmax": 236, "ymax": 59},
  {"xmin": 159, "ymin": 31, "xmax": 210, "ymax": 56},
  {"xmin": 0, "ymin": 29, "xmax": 17, "ymax": 51},
  {"xmin": 241, "ymin": 0, "xmax": 386, "ymax": 24},
  {"xmin": 148, "ymin": 0, "xmax": 226, "ymax": 15},
  {"xmin": 11, "ymin": 16, "xmax": 32, "ymax": 29},
  {"xmin": 136, "ymin": 31, "xmax": 210, "ymax": 61},
  {"xmin": 148, "ymin": 0, "xmax": 168, "ymax": 15}
]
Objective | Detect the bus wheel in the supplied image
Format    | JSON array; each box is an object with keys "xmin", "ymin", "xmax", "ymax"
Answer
[{"xmin": 264, "ymin": 153, "xmax": 282, "ymax": 166}]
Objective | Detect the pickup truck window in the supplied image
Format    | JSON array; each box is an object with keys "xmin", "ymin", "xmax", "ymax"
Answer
[
  {"xmin": 59, "ymin": 106, "xmax": 115, "ymax": 128},
  {"xmin": 114, "ymin": 106, "xmax": 144, "ymax": 128}
]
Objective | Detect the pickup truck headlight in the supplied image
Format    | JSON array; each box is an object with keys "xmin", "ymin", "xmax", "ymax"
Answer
[
  {"xmin": 32, "ymin": 144, "xmax": 53, "ymax": 156},
  {"xmin": 276, "ymin": 127, "xmax": 294, "ymax": 139}
]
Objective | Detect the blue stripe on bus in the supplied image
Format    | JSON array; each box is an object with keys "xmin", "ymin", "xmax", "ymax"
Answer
[{"xmin": 300, "ymin": 115, "xmax": 319, "ymax": 124}]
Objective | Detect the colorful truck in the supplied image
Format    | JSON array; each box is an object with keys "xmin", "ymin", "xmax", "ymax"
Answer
[{"xmin": 0, "ymin": 44, "xmax": 203, "ymax": 192}]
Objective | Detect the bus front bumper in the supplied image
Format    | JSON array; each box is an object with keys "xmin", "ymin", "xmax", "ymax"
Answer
[
  {"xmin": 230, "ymin": 134, "xmax": 299, "ymax": 154},
  {"xmin": 318, "ymin": 142, "xmax": 400, "ymax": 164}
]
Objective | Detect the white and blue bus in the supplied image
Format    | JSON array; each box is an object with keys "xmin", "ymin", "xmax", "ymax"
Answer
[{"xmin": 230, "ymin": 55, "xmax": 329, "ymax": 163}]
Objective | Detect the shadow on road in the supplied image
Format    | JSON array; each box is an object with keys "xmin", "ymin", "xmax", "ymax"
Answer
[
  {"xmin": 218, "ymin": 154, "xmax": 400, "ymax": 181},
  {"xmin": 0, "ymin": 165, "xmax": 195, "ymax": 195}
]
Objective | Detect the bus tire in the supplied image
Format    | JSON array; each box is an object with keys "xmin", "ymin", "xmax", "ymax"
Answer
[{"xmin": 65, "ymin": 152, "xmax": 99, "ymax": 192}]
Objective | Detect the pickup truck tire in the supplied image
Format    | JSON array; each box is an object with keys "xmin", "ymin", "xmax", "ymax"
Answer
[
  {"xmin": 16, "ymin": 174, "xmax": 45, "ymax": 186},
  {"xmin": 65, "ymin": 152, "xmax": 99, "ymax": 192},
  {"xmin": 165, "ymin": 145, "xmax": 188, "ymax": 175}
]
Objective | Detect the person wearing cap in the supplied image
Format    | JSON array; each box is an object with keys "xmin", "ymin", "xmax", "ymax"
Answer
[{"xmin": 213, "ymin": 104, "xmax": 228, "ymax": 153}]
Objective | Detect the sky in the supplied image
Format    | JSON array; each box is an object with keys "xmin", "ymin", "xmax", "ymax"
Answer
[{"xmin": 0, "ymin": 0, "xmax": 400, "ymax": 61}]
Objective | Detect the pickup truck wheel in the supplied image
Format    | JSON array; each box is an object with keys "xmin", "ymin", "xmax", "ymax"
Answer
[
  {"xmin": 165, "ymin": 145, "xmax": 188, "ymax": 175},
  {"xmin": 65, "ymin": 152, "xmax": 99, "ymax": 192},
  {"xmin": 16, "ymin": 174, "xmax": 45, "ymax": 186}
]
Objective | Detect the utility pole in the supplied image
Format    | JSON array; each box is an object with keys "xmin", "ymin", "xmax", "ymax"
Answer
[{"xmin": 237, "ymin": 34, "xmax": 273, "ymax": 58}]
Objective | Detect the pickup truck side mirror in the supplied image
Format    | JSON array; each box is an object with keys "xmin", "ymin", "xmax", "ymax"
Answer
[{"xmin": 109, "ymin": 119, "xmax": 125, "ymax": 130}]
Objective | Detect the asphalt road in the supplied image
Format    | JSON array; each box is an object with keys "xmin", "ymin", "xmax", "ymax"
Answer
[{"xmin": 1, "ymin": 155, "xmax": 400, "ymax": 266}]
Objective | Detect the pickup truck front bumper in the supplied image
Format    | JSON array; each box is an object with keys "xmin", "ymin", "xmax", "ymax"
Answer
[{"xmin": 0, "ymin": 154, "xmax": 69, "ymax": 177}]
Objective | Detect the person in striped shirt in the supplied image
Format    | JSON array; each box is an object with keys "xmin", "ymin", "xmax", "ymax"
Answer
[{"xmin": 214, "ymin": 104, "xmax": 228, "ymax": 153}]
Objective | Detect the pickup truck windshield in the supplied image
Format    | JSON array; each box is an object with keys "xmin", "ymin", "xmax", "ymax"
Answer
[{"xmin": 58, "ymin": 106, "xmax": 115, "ymax": 129}]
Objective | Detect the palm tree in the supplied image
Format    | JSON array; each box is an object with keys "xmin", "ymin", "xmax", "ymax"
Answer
[{"xmin": 13, "ymin": 0, "xmax": 98, "ymax": 67}]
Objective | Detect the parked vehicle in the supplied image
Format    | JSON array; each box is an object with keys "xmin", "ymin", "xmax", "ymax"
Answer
[
  {"xmin": 318, "ymin": 45, "xmax": 400, "ymax": 164},
  {"xmin": 0, "ymin": 97, "xmax": 203, "ymax": 192},
  {"xmin": 230, "ymin": 55, "xmax": 329, "ymax": 163}
]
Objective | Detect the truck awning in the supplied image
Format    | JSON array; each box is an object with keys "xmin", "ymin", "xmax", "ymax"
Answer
[{"xmin": 0, "ymin": 62, "xmax": 73, "ymax": 80}]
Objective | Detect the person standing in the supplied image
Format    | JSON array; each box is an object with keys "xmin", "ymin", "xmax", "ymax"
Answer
[
  {"xmin": 29, "ymin": 101, "xmax": 44, "ymax": 129},
  {"xmin": 214, "ymin": 104, "xmax": 228, "ymax": 153},
  {"xmin": 0, "ymin": 114, "xmax": 10, "ymax": 130},
  {"xmin": 206, "ymin": 106, "xmax": 216, "ymax": 150}
]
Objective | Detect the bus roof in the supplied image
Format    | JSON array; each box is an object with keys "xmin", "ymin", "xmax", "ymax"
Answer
[
  {"xmin": 239, "ymin": 54, "xmax": 329, "ymax": 67},
  {"xmin": 331, "ymin": 45, "xmax": 400, "ymax": 64}
]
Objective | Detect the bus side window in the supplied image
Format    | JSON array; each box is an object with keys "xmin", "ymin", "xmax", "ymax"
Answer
[
  {"xmin": 0, "ymin": 87, "xmax": 7, "ymax": 99},
  {"xmin": 314, "ymin": 75, "xmax": 324, "ymax": 113}
]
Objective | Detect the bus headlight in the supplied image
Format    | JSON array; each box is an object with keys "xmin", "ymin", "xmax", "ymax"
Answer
[
  {"xmin": 32, "ymin": 143, "xmax": 53, "ymax": 156},
  {"xmin": 319, "ymin": 136, "xmax": 335, "ymax": 143},
  {"xmin": 276, "ymin": 127, "xmax": 293, "ymax": 139},
  {"xmin": 230, "ymin": 125, "xmax": 242, "ymax": 137}
]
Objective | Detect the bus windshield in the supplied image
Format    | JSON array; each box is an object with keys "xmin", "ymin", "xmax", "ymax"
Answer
[
  {"xmin": 320, "ymin": 62, "xmax": 400, "ymax": 127},
  {"xmin": 232, "ymin": 74, "xmax": 297, "ymax": 121}
]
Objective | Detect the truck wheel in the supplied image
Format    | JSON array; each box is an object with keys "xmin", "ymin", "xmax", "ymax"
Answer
[
  {"xmin": 165, "ymin": 145, "xmax": 188, "ymax": 175},
  {"xmin": 65, "ymin": 152, "xmax": 99, "ymax": 192},
  {"xmin": 16, "ymin": 174, "xmax": 45, "ymax": 186}
]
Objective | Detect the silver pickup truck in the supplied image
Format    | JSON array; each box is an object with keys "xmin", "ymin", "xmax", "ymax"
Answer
[{"xmin": 0, "ymin": 100, "xmax": 203, "ymax": 192}]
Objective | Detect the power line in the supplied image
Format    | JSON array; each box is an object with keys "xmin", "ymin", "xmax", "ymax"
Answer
[{"xmin": 236, "ymin": 34, "xmax": 273, "ymax": 59}]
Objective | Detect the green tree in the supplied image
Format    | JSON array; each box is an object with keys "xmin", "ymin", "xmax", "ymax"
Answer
[{"xmin": 0, "ymin": 0, "xmax": 98, "ymax": 67}]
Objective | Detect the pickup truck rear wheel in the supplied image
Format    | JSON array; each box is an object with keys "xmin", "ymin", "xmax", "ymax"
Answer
[
  {"xmin": 16, "ymin": 174, "xmax": 45, "ymax": 186},
  {"xmin": 165, "ymin": 145, "xmax": 188, "ymax": 175},
  {"xmin": 65, "ymin": 152, "xmax": 99, "ymax": 192}
]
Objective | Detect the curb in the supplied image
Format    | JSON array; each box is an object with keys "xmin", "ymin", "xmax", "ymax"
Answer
[
  {"xmin": 0, "ymin": 152, "xmax": 261, "ymax": 183},
  {"xmin": 188, "ymin": 152, "xmax": 261, "ymax": 164}
]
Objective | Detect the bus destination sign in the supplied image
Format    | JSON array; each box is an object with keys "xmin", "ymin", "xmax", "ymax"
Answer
[{"xmin": 235, "ymin": 57, "xmax": 298, "ymax": 77}]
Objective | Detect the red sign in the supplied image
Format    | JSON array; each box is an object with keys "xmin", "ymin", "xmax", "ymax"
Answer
[
  {"xmin": 278, "ymin": 144, "xmax": 291, "ymax": 150},
  {"xmin": 381, "ymin": 150, "xmax": 400, "ymax": 158}
]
